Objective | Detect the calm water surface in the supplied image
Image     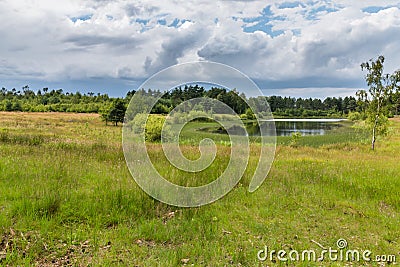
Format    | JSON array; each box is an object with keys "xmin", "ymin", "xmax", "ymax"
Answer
[{"xmin": 246, "ymin": 119, "xmax": 347, "ymax": 136}]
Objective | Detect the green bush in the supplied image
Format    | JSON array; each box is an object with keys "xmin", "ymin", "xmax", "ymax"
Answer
[
  {"xmin": 366, "ymin": 114, "xmax": 389, "ymax": 137},
  {"xmin": 245, "ymin": 108, "xmax": 255, "ymax": 120},
  {"xmin": 290, "ymin": 131, "xmax": 302, "ymax": 147},
  {"xmin": 145, "ymin": 116, "xmax": 165, "ymax": 142},
  {"xmin": 347, "ymin": 111, "xmax": 362, "ymax": 121},
  {"xmin": 130, "ymin": 114, "xmax": 172, "ymax": 142},
  {"xmin": 130, "ymin": 113, "xmax": 148, "ymax": 134}
]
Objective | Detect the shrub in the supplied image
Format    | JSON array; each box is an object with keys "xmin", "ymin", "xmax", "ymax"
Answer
[
  {"xmin": 130, "ymin": 114, "xmax": 172, "ymax": 142},
  {"xmin": 347, "ymin": 111, "xmax": 362, "ymax": 121},
  {"xmin": 145, "ymin": 115, "xmax": 172, "ymax": 142},
  {"xmin": 290, "ymin": 132, "xmax": 302, "ymax": 147},
  {"xmin": 130, "ymin": 113, "xmax": 148, "ymax": 133}
]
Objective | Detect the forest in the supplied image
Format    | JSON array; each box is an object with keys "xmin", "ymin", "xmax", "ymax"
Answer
[{"xmin": 1, "ymin": 84, "xmax": 400, "ymax": 123}]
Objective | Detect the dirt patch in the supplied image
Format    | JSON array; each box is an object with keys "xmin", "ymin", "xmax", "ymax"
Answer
[{"xmin": 35, "ymin": 240, "xmax": 95, "ymax": 267}]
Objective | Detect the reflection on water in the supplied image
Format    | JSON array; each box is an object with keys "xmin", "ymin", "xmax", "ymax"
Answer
[
  {"xmin": 246, "ymin": 120, "xmax": 344, "ymax": 136},
  {"xmin": 198, "ymin": 119, "xmax": 346, "ymax": 137}
]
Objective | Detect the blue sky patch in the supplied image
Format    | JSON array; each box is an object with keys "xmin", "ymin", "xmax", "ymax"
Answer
[
  {"xmin": 133, "ymin": 18, "xmax": 151, "ymax": 32},
  {"xmin": 169, "ymin": 18, "xmax": 180, "ymax": 27},
  {"xmin": 168, "ymin": 18, "xmax": 191, "ymax": 28},
  {"xmin": 157, "ymin": 19, "xmax": 167, "ymax": 26},
  {"xmin": 70, "ymin": 14, "xmax": 92, "ymax": 23},
  {"xmin": 243, "ymin": 24, "xmax": 284, "ymax": 37},
  {"xmin": 135, "ymin": 18, "xmax": 150, "ymax": 25},
  {"xmin": 242, "ymin": 5, "xmax": 285, "ymax": 37},
  {"xmin": 304, "ymin": 4, "xmax": 341, "ymax": 20},
  {"xmin": 292, "ymin": 29, "xmax": 301, "ymax": 36},
  {"xmin": 362, "ymin": 6, "xmax": 392, "ymax": 13},
  {"xmin": 278, "ymin": 1, "xmax": 305, "ymax": 9}
]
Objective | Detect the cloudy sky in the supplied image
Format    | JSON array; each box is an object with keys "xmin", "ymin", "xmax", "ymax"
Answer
[{"xmin": 1, "ymin": 0, "xmax": 400, "ymax": 98}]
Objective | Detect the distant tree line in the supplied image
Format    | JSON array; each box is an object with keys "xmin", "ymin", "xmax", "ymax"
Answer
[
  {"xmin": 1, "ymin": 84, "xmax": 400, "ymax": 124},
  {"xmin": 129, "ymin": 85, "xmax": 361, "ymax": 118},
  {"xmin": 134, "ymin": 85, "xmax": 249, "ymax": 115},
  {"xmin": 263, "ymin": 95, "xmax": 358, "ymax": 117},
  {"xmin": 0, "ymin": 85, "xmax": 129, "ymax": 125},
  {"xmin": 0, "ymin": 86, "xmax": 113, "ymax": 113}
]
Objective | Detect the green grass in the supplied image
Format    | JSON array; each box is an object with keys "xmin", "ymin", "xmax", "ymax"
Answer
[
  {"xmin": 178, "ymin": 120, "xmax": 369, "ymax": 147},
  {"xmin": 0, "ymin": 112, "xmax": 399, "ymax": 266}
]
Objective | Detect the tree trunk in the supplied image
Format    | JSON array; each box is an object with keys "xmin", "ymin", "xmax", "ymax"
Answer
[
  {"xmin": 371, "ymin": 118, "xmax": 377, "ymax": 150},
  {"xmin": 371, "ymin": 101, "xmax": 381, "ymax": 150}
]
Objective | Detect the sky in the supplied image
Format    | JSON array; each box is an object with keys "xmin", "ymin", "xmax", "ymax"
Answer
[{"xmin": 1, "ymin": 0, "xmax": 400, "ymax": 98}]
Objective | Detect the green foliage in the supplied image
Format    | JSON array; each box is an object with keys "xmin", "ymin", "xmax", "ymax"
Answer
[
  {"xmin": 239, "ymin": 113, "xmax": 248, "ymax": 120},
  {"xmin": 152, "ymin": 103, "xmax": 169, "ymax": 114},
  {"xmin": 125, "ymin": 89, "xmax": 157, "ymax": 121},
  {"xmin": 0, "ymin": 84, "xmax": 385, "ymax": 119},
  {"xmin": 267, "ymin": 95, "xmax": 358, "ymax": 116},
  {"xmin": 360, "ymin": 55, "xmax": 400, "ymax": 149},
  {"xmin": 145, "ymin": 115, "xmax": 166, "ymax": 142},
  {"xmin": 245, "ymin": 108, "xmax": 256, "ymax": 120},
  {"xmin": 290, "ymin": 131, "xmax": 302, "ymax": 147},
  {"xmin": 4, "ymin": 100, "xmax": 12, "ymax": 111},
  {"xmin": 108, "ymin": 99, "xmax": 126, "ymax": 126},
  {"xmin": 12, "ymin": 101, "xmax": 23, "ymax": 111},
  {"xmin": 129, "ymin": 114, "xmax": 171, "ymax": 142},
  {"xmin": 187, "ymin": 110, "xmax": 210, "ymax": 121},
  {"xmin": 0, "ymin": 86, "xmax": 111, "ymax": 113},
  {"xmin": 366, "ymin": 114, "xmax": 389, "ymax": 137},
  {"xmin": 101, "ymin": 99, "xmax": 127, "ymax": 126},
  {"xmin": 130, "ymin": 113, "xmax": 148, "ymax": 134},
  {"xmin": 347, "ymin": 111, "xmax": 365, "ymax": 121},
  {"xmin": 67, "ymin": 84, "xmax": 369, "ymax": 117}
]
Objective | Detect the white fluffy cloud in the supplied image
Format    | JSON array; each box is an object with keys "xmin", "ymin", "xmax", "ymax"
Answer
[{"xmin": 0, "ymin": 0, "xmax": 400, "ymax": 97}]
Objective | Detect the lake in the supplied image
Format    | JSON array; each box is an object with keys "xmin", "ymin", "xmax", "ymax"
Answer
[{"xmin": 246, "ymin": 118, "xmax": 347, "ymax": 136}]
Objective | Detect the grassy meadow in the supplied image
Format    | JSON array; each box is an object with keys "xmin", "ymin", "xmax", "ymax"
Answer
[{"xmin": 0, "ymin": 112, "xmax": 399, "ymax": 266}]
